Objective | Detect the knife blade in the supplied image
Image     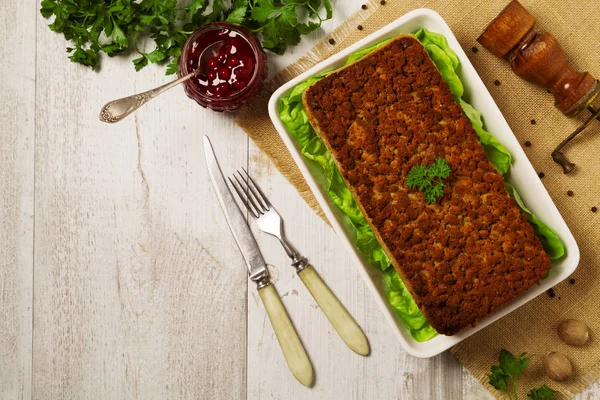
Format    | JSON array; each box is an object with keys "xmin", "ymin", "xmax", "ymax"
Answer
[{"xmin": 203, "ymin": 135, "xmax": 269, "ymax": 286}]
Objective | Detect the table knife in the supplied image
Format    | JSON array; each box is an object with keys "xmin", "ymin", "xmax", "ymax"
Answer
[{"xmin": 203, "ymin": 135, "xmax": 313, "ymax": 387}]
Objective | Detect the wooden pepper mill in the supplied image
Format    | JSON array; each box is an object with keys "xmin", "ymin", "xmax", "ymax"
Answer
[{"xmin": 478, "ymin": 0, "xmax": 600, "ymax": 173}]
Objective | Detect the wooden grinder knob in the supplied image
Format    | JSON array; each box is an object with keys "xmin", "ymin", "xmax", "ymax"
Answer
[{"xmin": 478, "ymin": 0, "xmax": 600, "ymax": 117}]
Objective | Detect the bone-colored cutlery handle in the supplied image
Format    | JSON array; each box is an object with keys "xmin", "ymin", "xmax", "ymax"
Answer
[
  {"xmin": 298, "ymin": 265, "xmax": 370, "ymax": 356},
  {"xmin": 258, "ymin": 284, "xmax": 313, "ymax": 387}
]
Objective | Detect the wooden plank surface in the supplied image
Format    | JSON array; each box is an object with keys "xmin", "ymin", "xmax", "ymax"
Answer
[
  {"xmin": 0, "ymin": 1, "xmax": 36, "ymax": 398},
  {"xmin": 0, "ymin": 1, "xmax": 598, "ymax": 399},
  {"xmin": 31, "ymin": 12, "xmax": 248, "ymax": 400}
]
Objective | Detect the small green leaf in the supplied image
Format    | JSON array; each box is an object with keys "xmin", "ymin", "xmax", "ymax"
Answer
[
  {"xmin": 500, "ymin": 350, "xmax": 532, "ymax": 378},
  {"xmin": 429, "ymin": 158, "xmax": 451, "ymax": 179},
  {"xmin": 102, "ymin": 42, "xmax": 123, "ymax": 57},
  {"xmin": 205, "ymin": 0, "xmax": 224, "ymax": 22},
  {"xmin": 226, "ymin": 7, "xmax": 247, "ymax": 23},
  {"xmin": 132, "ymin": 55, "xmax": 148, "ymax": 71},
  {"xmin": 112, "ymin": 21, "xmax": 128, "ymax": 48},
  {"xmin": 424, "ymin": 184, "xmax": 444, "ymax": 203},
  {"xmin": 139, "ymin": 14, "xmax": 155, "ymax": 25},
  {"xmin": 281, "ymin": 5, "xmax": 298, "ymax": 26},
  {"xmin": 323, "ymin": 0, "xmax": 333, "ymax": 19},
  {"xmin": 146, "ymin": 49, "xmax": 166, "ymax": 63},
  {"xmin": 527, "ymin": 384, "xmax": 559, "ymax": 400},
  {"xmin": 187, "ymin": 0, "xmax": 207, "ymax": 14},
  {"xmin": 68, "ymin": 47, "xmax": 99, "ymax": 69},
  {"xmin": 296, "ymin": 21, "xmax": 320, "ymax": 34},
  {"xmin": 406, "ymin": 164, "xmax": 428, "ymax": 189},
  {"xmin": 406, "ymin": 159, "xmax": 450, "ymax": 203},
  {"xmin": 488, "ymin": 365, "xmax": 510, "ymax": 392},
  {"xmin": 40, "ymin": 0, "xmax": 56, "ymax": 18},
  {"xmin": 165, "ymin": 57, "xmax": 179, "ymax": 75},
  {"xmin": 251, "ymin": 1, "xmax": 278, "ymax": 23},
  {"xmin": 226, "ymin": 0, "xmax": 249, "ymax": 24},
  {"xmin": 108, "ymin": 4, "xmax": 125, "ymax": 13}
]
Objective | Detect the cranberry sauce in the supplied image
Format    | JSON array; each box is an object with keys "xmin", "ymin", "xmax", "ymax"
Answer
[
  {"xmin": 179, "ymin": 23, "xmax": 266, "ymax": 111},
  {"xmin": 187, "ymin": 30, "xmax": 256, "ymax": 98}
]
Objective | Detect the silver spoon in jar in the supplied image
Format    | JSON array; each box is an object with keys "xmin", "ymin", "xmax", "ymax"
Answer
[{"xmin": 99, "ymin": 69, "xmax": 199, "ymax": 123}]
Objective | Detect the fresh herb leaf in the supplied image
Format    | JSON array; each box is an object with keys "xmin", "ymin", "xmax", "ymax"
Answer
[
  {"xmin": 296, "ymin": 21, "xmax": 321, "ymax": 34},
  {"xmin": 132, "ymin": 55, "xmax": 148, "ymax": 71},
  {"xmin": 406, "ymin": 158, "xmax": 451, "ymax": 204},
  {"xmin": 527, "ymin": 385, "xmax": 559, "ymax": 400},
  {"xmin": 165, "ymin": 57, "xmax": 180, "ymax": 76},
  {"xmin": 488, "ymin": 349, "xmax": 533, "ymax": 400},
  {"xmin": 322, "ymin": 0, "xmax": 333, "ymax": 19},
  {"xmin": 500, "ymin": 350, "xmax": 532, "ymax": 377},
  {"xmin": 251, "ymin": 1, "xmax": 278, "ymax": 23},
  {"xmin": 429, "ymin": 158, "xmax": 452, "ymax": 179},
  {"xmin": 188, "ymin": 0, "xmax": 207, "ymax": 15},
  {"xmin": 424, "ymin": 184, "xmax": 444, "ymax": 204},
  {"xmin": 111, "ymin": 21, "xmax": 129, "ymax": 48},
  {"xmin": 40, "ymin": 0, "xmax": 56, "ymax": 18},
  {"xmin": 68, "ymin": 48, "xmax": 99, "ymax": 69},
  {"xmin": 40, "ymin": 0, "xmax": 333, "ymax": 74},
  {"xmin": 226, "ymin": 0, "xmax": 249, "ymax": 24},
  {"xmin": 146, "ymin": 49, "xmax": 166, "ymax": 63}
]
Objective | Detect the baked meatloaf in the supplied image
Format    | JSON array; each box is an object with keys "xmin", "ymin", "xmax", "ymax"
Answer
[{"xmin": 302, "ymin": 35, "xmax": 551, "ymax": 335}]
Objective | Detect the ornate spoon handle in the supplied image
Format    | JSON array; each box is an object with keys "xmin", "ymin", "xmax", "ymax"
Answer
[{"xmin": 99, "ymin": 71, "xmax": 196, "ymax": 123}]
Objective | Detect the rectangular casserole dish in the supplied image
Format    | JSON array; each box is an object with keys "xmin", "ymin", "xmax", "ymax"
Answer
[{"xmin": 267, "ymin": 8, "xmax": 579, "ymax": 358}]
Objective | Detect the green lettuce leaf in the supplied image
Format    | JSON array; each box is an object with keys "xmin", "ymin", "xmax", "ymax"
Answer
[
  {"xmin": 414, "ymin": 28, "xmax": 459, "ymax": 69},
  {"xmin": 344, "ymin": 38, "xmax": 394, "ymax": 65},
  {"xmin": 278, "ymin": 28, "xmax": 564, "ymax": 342},
  {"xmin": 279, "ymin": 102, "xmax": 313, "ymax": 147},
  {"xmin": 505, "ymin": 183, "xmax": 565, "ymax": 259},
  {"xmin": 351, "ymin": 222, "xmax": 391, "ymax": 272},
  {"xmin": 384, "ymin": 270, "xmax": 437, "ymax": 341},
  {"xmin": 459, "ymin": 99, "xmax": 512, "ymax": 175}
]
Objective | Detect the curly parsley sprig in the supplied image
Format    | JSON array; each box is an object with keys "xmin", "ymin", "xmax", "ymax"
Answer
[
  {"xmin": 406, "ymin": 158, "xmax": 451, "ymax": 204},
  {"xmin": 40, "ymin": 0, "xmax": 332, "ymax": 74}
]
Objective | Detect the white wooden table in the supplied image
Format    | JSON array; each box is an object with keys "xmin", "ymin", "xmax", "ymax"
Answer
[{"xmin": 2, "ymin": 2, "xmax": 599, "ymax": 399}]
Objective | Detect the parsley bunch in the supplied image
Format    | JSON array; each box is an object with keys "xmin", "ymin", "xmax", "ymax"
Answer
[
  {"xmin": 489, "ymin": 349, "xmax": 559, "ymax": 400},
  {"xmin": 40, "ymin": 0, "xmax": 332, "ymax": 74},
  {"xmin": 406, "ymin": 158, "xmax": 451, "ymax": 204}
]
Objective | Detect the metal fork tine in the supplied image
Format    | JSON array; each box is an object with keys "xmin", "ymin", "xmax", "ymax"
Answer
[
  {"xmin": 233, "ymin": 173, "xmax": 264, "ymax": 216},
  {"xmin": 237, "ymin": 170, "xmax": 268, "ymax": 213},
  {"xmin": 242, "ymin": 168, "xmax": 272, "ymax": 208},
  {"xmin": 228, "ymin": 176, "xmax": 260, "ymax": 219}
]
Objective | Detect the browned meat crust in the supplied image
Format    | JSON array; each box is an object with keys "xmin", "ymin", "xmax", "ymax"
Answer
[{"xmin": 302, "ymin": 35, "xmax": 551, "ymax": 335}]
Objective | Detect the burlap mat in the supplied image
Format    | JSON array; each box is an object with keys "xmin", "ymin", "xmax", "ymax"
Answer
[{"xmin": 235, "ymin": 0, "xmax": 600, "ymax": 398}]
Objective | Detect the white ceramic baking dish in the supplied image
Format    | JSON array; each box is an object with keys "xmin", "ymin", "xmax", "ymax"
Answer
[{"xmin": 267, "ymin": 8, "xmax": 579, "ymax": 358}]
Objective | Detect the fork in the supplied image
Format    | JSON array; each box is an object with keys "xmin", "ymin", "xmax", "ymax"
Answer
[{"xmin": 229, "ymin": 169, "xmax": 369, "ymax": 356}]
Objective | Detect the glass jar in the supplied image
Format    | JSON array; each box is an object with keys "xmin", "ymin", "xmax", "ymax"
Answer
[{"xmin": 179, "ymin": 22, "xmax": 267, "ymax": 112}]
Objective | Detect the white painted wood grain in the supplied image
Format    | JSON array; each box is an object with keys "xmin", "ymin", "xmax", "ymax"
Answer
[
  {"xmin": 32, "ymin": 12, "xmax": 248, "ymax": 400},
  {"xmin": 0, "ymin": 0, "xmax": 597, "ymax": 399},
  {"xmin": 0, "ymin": 1, "xmax": 36, "ymax": 399}
]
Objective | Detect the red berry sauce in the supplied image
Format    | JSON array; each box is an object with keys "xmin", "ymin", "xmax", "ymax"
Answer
[{"xmin": 179, "ymin": 23, "xmax": 267, "ymax": 112}]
